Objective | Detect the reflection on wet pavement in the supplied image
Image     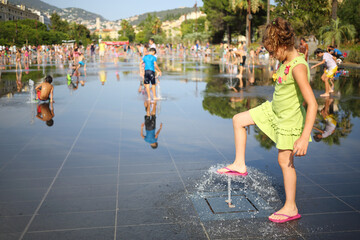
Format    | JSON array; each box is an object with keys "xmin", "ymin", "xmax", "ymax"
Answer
[{"xmin": 0, "ymin": 56, "xmax": 360, "ymax": 239}]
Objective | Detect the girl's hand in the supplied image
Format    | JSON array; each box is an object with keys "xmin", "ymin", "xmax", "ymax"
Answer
[{"xmin": 292, "ymin": 137, "xmax": 309, "ymax": 157}]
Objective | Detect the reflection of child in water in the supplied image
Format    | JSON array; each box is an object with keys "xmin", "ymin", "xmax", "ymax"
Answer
[
  {"xmin": 99, "ymin": 70, "xmax": 107, "ymax": 85},
  {"xmin": 36, "ymin": 102, "xmax": 55, "ymax": 127},
  {"xmin": 313, "ymin": 98, "xmax": 337, "ymax": 141},
  {"xmin": 141, "ymin": 101, "xmax": 163, "ymax": 149}
]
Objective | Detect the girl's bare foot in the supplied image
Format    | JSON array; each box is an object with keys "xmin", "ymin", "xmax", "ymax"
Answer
[
  {"xmin": 217, "ymin": 164, "xmax": 247, "ymax": 174},
  {"xmin": 320, "ymin": 93, "xmax": 330, "ymax": 97}
]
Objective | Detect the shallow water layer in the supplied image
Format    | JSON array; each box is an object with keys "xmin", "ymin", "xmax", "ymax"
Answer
[{"xmin": 0, "ymin": 56, "xmax": 360, "ymax": 240}]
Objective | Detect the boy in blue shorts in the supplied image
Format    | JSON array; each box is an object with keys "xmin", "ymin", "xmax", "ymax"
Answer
[{"xmin": 140, "ymin": 48, "xmax": 162, "ymax": 101}]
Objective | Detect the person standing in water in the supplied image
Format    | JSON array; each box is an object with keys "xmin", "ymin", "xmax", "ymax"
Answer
[
  {"xmin": 217, "ymin": 17, "xmax": 317, "ymax": 223},
  {"xmin": 139, "ymin": 48, "xmax": 162, "ymax": 101},
  {"xmin": 312, "ymin": 48, "xmax": 337, "ymax": 97}
]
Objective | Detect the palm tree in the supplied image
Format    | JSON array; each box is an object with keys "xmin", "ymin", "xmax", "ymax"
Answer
[
  {"xmin": 319, "ymin": 18, "xmax": 356, "ymax": 46},
  {"xmin": 152, "ymin": 18, "xmax": 162, "ymax": 35},
  {"xmin": 231, "ymin": 0, "xmax": 265, "ymax": 45},
  {"xmin": 120, "ymin": 20, "xmax": 128, "ymax": 37},
  {"xmin": 331, "ymin": 0, "xmax": 338, "ymax": 20}
]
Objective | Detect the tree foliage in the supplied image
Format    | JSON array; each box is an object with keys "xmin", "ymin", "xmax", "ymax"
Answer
[
  {"xmin": 202, "ymin": 0, "xmax": 266, "ymax": 44},
  {"xmin": 0, "ymin": 19, "xmax": 67, "ymax": 46},
  {"xmin": 135, "ymin": 14, "xmax": 165, "ymax": 43},
  {"xmin": 50, "ymin": 12, "xmax": 91, "ymax": 45},
  {"xmin": 338, "ymin": 0, "xmax": 360, "ymax": 40},
  {"xmin": 319, "ymin": 18, "xmax": 356, "ymax": 46},
  {"xmin": 272, "ymin": 0, "xmax": 330, "ymax": 36},
  {"xmin": 181, "ymin": 16, "xmax": 206, "ymax": 37},
  {"xmin": 119, "ymin": 20, "xmax": 135, "ymax": 42}
]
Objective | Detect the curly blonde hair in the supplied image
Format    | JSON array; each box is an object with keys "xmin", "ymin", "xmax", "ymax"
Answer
[{"xmin": 262, "ymin": 17, "xmax": 295, "ymax": 54}]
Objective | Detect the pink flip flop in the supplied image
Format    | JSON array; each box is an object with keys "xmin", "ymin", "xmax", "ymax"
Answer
[
  {"xmin": 269, "ymin": 212, "xmax": 301, "ymax": 223},
  {"xmin": 216, "ymin": 167, "xmax": 248, "ymax": 176}
]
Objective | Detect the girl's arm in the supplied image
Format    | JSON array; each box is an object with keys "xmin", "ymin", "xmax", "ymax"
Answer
[
  {"xmin": 292, "ymin": 64, "xmax": 318, "ymax": 157},
  {"xmin": 313, "ymin": 126, "xmax": 324, "ymax": 133},
  {"xmin": 311, "ymin": 59, "xmax": 325, "ymax": 69}
]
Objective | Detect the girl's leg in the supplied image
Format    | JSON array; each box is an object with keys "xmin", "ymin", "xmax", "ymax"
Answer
[
  {"xmin": 329, "ymin": 78, "xmax": 334, "ymax": 92},
  {"xmin": 269, "ymin": 150, "xmax": 298, "ymax": 220},
  {"xmin": 320, "ymin": 73, "xmax": 330, "ymax": 97},
  {"xmin": 217, "ymin": 111, "xmax": 255, "ymax": 173}
]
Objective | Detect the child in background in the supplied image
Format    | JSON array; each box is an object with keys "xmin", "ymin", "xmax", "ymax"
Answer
[
  {"xmin": 312, "ymin": 48, "xmax": 337, "ymax": 97},
  {"xmin": 15, "ymin": 49, "xmax": 22, "ymax": 71},
  {"xmin": 217, "ymin": 17, "xmax": 318, "ymax": 223},
  {"xmin": 139, "ymin": 48, "xmax": 162, "ymax": 101},
  {"xmin": 35, "ymin": 75, "xmax": 54, "ymax": 103}
]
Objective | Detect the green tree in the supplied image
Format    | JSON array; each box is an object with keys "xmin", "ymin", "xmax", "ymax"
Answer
[
  {"xmin": 319, "ymin": 18, "xmax": 356, "ymax": 46},
  {"xmin": 330, "ymin": 0, "xmax": 338, "ymax": 20},
  {"xmin": 181, "ymin": 16, "xmax": 206, "ymax": 37},
  {"xmin": 137, "ymin": 14, "xmax": 163, "ymax": 42},
  {"xmin": 50, "ymin": 12, "xmax": 69, "ymax": 33},
  {"xmin": 119, "ymin": 20, "xmax": 135, "ymax": 42},
  {"xmin": 202, "ymin": 0, "xmax": 245, "ymax": 43},
  {"xmin": 338, "ymin": 0, "xmax": 360, "ymax": 40},
  {"xmin": 202, "ymin": 0, "xmax": 266, "ymax": 44},
  {"xmin": 135, "ymin": 31, "xmax": 146, "ymax": 43},
  {"xmin": 0, "ymin": 19, "xmax": 69, "ymax": 46},
  {"xmin": 231, "ymin": 0, "xmax": 266, "ymax": 44},
  {"xmin": 273, "ymin": 0, "xmax": 330, "ymax": 36}
]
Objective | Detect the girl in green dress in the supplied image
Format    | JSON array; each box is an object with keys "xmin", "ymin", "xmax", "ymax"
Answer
[{"xmin": 217, "ymin": 17, "xmax": 318, "ymax": 223}]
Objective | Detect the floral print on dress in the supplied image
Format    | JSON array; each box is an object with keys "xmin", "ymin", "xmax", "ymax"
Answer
[{"xmin": 272, "ymin": 60, "xmax": 297, "ymax": 84}]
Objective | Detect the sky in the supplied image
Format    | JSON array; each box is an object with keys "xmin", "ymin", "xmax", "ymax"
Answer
[{"xmin": 42, "ymin": 0, "xmax": 204, "ymax": 21}]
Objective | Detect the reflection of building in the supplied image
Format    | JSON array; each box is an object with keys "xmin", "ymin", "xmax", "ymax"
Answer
[
  {"xmin": 93, "ymin": 29, "xmax": 119, "ymax": 40},
  {"xmin": 0, "ymin": 0, "xmax": 39, "ymax": 21}
]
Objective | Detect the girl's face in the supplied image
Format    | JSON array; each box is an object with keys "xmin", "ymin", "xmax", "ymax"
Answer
[{"xmin": 270, "ymin": 46, "xmax": 286, "ymax": 62}]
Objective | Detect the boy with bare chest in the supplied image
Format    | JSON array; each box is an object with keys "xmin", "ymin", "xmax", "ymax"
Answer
[{"xmin": 35, "ymin": 76, "xmax": 54, "ymax": 102}]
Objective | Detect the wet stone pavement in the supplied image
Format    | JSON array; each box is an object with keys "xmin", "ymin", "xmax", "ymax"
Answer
[{"xmin": 0, "ymin": 56, "xmax": 360, "ymax": 240}]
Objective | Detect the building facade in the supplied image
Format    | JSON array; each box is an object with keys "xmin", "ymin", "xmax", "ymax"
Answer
[{"xmin": 0, "ymin": 0, "xmax": 39, "ymax": 22}]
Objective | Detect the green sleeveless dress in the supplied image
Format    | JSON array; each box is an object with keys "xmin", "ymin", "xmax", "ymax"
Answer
[{"xmin": 249, "ymin": 55, "xmax": 311, "ymax": 150}]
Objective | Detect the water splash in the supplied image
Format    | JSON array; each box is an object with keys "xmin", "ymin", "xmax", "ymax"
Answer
[
  {"xmin": 194, "ymin": 164, "xmax": 283, "ymax": 210},
  {"xmin": 28, "ymin": 79, "xmax": 37, "ymax": 103}
]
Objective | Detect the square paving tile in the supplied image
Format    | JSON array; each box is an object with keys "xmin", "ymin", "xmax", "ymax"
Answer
[
  {"xmin": 39, "ymin": 196, "xmax": 116, "ymax": 214},
  {"xmin": 116, "ymin": 223, "xmax": 208, "ymax": 240},
  {"xmin": 0, "ymin": 201, "xmax": 38, "ymax": 217},
  {"xmin": 320, "ymin": 183, "xmax": 360, "ymax": 197},
  {"xmin": 339, "ymin": 196, "xmax": 360, "ymax": 211},
  {"xmin": 24, "ymin": 227, "xmax": 114, "ymax": 240},
  {"xmin": 28, "ymin": 211, "xmax": 115, "ymax": 232},
  {"xmin": 297, "ymin": 197, "xmax": 354, "ymax": 214},
  {"xmin": 0, "ymin": 215, "xmax": 31, "ymax": 234},
  {"xmin": 291, "ymin": 212, "xmax": 360, "ymax": 234}
]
